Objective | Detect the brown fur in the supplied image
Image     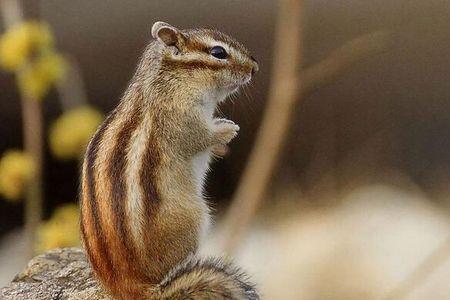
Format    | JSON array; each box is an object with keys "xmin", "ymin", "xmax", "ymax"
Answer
[{"xmin": 80, "ymin": 22, "xmax": 259, "ymax": 300}]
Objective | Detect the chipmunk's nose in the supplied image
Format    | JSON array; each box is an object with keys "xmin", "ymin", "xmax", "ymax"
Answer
[{"xmin": 250, "ymin": 56, "xmax": 259, "ymax": 76}]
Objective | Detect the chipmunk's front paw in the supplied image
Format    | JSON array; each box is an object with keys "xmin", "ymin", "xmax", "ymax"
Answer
[{"xmin": 212, "ymin": 118, "xmax": 240, "ymax": 145}]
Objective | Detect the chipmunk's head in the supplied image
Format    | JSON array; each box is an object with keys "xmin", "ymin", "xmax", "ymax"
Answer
[{"xmin": 150, "ymin": 21, "xmax": 258, "ymax": 102}]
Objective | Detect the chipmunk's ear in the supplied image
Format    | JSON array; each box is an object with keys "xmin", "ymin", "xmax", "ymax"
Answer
[{"xmin": 152, "ymin": 21, "xmax": 184, "ymax": 47}]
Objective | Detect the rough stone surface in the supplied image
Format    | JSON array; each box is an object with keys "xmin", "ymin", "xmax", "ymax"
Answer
[{"xmin": 0, "ymin": 248, "xmax": 111, "ymax": 300}]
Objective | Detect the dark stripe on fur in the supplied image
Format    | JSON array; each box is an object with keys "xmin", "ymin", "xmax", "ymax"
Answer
[
  {"xmin": 107, "ymin": 103, "xmax": 146, "ymax": 279},
  {"xmin": 84, "ymin": 110, "xmax": 117, "ymax": 280},
  {"xmin": 79, "ymin": 206, "xmax": 98, "ymax": 271},
  {"xmin": 139, "ymin": 121, "xmax": 162, "ymax": 257},
  {"xmin": 162, "ymin": 58, "xmax": 226, "ymax": 71}
]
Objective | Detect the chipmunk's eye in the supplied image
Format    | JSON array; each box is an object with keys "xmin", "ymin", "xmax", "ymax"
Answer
[{"xmin": 210, "ymin": 46, "xmax": 228, "ymax": 59}]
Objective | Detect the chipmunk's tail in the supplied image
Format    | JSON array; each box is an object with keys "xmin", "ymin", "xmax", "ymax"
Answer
[{"xmin": 146, "ymin": 256, "xmax": 259, "ymax": 300}]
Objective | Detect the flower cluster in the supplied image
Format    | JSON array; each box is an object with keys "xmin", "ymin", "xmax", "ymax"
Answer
[
  {"xmin": 0, "ymin": 21, "xmax": 66, "ymax": 100},
  {"xmin": 0, "ymin": 150, "xmax": 35, "ymax": 201},
  {"xmin": 0, "ymin": 21, "xmax": 52, "ymax": 70},
  {"xmin": 36, "ymin": 203, "xmax": 80, "ymax": 253},
  {"xmin": 49, "ymin": 105, "xmax": 104, "ymax": 160}
]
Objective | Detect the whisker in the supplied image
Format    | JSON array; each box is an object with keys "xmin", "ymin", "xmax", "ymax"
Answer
[
  {"xmin": 216, "ymin": 105, "xmax": 225, "ymax": 118},
  {"xmin": 243, "ymin": 84, "xmax": 253, "ymax": 102},
  {"xmin": 242, "ymin": 83, "xmax": 257, "ymax": 116}
]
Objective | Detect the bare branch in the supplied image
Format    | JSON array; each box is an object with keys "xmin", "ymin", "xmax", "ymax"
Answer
[
  {"xmin": 0, "ymin": 0, "xmax": 44, "ymax": 258},
  {"xmin": 219, "ymin": 22, "xmax": 390, "ymax": 253},
  {"xmin": 218, "ymin": 0, "xmax": 304, "ymax": 254},
  {"xmin": 301, "ymin": 30, "xmax": 390, "ymax": 96}
]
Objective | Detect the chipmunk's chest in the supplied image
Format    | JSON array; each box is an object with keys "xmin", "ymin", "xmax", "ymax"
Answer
[{"xmin": 191, "ymin": 150, "xmax": 212, "ymax": 195}]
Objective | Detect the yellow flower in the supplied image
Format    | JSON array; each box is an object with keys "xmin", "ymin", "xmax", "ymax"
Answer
[
  {"xmin": 0, "ymin": 150, "xmax": 35, "ymax": 201},
  {"xmin": 36, "ymin": 203, "xmax": 80, "ymax": 253},
  {"xmin": 49, "ymin": 106, "xmax": 104, "ymax": 160},
  {"xmin": 17, "ymin": 51, "xmax": 67, "ymax": 100},
  {"xmin": 0, "ymin": 21, "xmax": 53, "ymax": 71}
]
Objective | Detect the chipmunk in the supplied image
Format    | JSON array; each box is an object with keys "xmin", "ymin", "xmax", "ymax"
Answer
[{"xmin": 80, "ymin": 21, "xmax": 259, "ymax": 300}]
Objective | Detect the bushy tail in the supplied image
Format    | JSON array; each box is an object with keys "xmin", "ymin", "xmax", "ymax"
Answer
[{"xmin": 149, "ymin": 256, "xmax": 259, "ymax": 300}]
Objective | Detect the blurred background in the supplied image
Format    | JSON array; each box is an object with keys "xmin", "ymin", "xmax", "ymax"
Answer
[{"xmin": 1, "ymin": 0, "xmax": 450, "ymax": 299}]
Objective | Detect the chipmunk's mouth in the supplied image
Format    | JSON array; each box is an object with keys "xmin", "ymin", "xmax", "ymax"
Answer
[
  {"xmin": 226, "ymin": 84, "xmax": 240, "ymax": 91},
  {"xmin": 226, "ymin": 75, "xmax": 252, "ymax": 91},
  {"xmin": 219, "ymin": 75, "xmax": 252, "ymax": 101}
]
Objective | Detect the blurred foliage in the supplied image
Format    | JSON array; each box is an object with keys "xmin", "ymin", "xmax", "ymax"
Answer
[
  {"xmin": 0, "ymin": 21, "xmax": 53, "ymax": 71},
  {"xmin": 0, "ymin": 15, "xmax": 101, "ymax": 258},
  {"xmin": 36, "ymin": 203, "xmax": 80, "ymax": 253},
  {"xmin": 0, "ymin": 21, "xmax": 66, "ymax": 100},
  {"xmin": 49, "ymin": 105, "xmax": 104, "ymax": 160},
  {"xmin": 17, "ymin": 51, "xmax": 66, "ymax": 100},
  {"xmin": 0, "ymin": 150, "xmax": 35, "ymax": 201}
]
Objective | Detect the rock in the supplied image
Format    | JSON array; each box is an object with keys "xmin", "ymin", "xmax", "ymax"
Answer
[{"xmin": 0, "ymin": 248, "xmax": 111, "ymax": 300}]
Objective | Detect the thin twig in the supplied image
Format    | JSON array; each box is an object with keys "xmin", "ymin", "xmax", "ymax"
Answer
[
  {"xmin": 56, "ymin": 56, "xmax": 88, "ymax": 110},
  {"xmin": 219, "ymin": 0, "xmax": 304, "ymax": 254},
  {"xmin": 21, "ymin": 97, "xmax": 43, "ymax": 259},
  {"xmin": 301, "ymin": 30, "xmax": 390, "ymax": 96},
  {"xmin": 219, "ymin": 25, "xmax": 390, "ymax": 253},
  {"xmin": 0, "ymin": 0, "xmax": 43, "ymax": 258},
  {"xmin": 0, "ymin": 0, "xmax": 22, "ymax": 27}
]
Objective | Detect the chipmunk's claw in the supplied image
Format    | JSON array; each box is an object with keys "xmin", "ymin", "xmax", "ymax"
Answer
[{"xmin": 212, "ymin": 118, "xmax": 240, "ymax": 145}]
